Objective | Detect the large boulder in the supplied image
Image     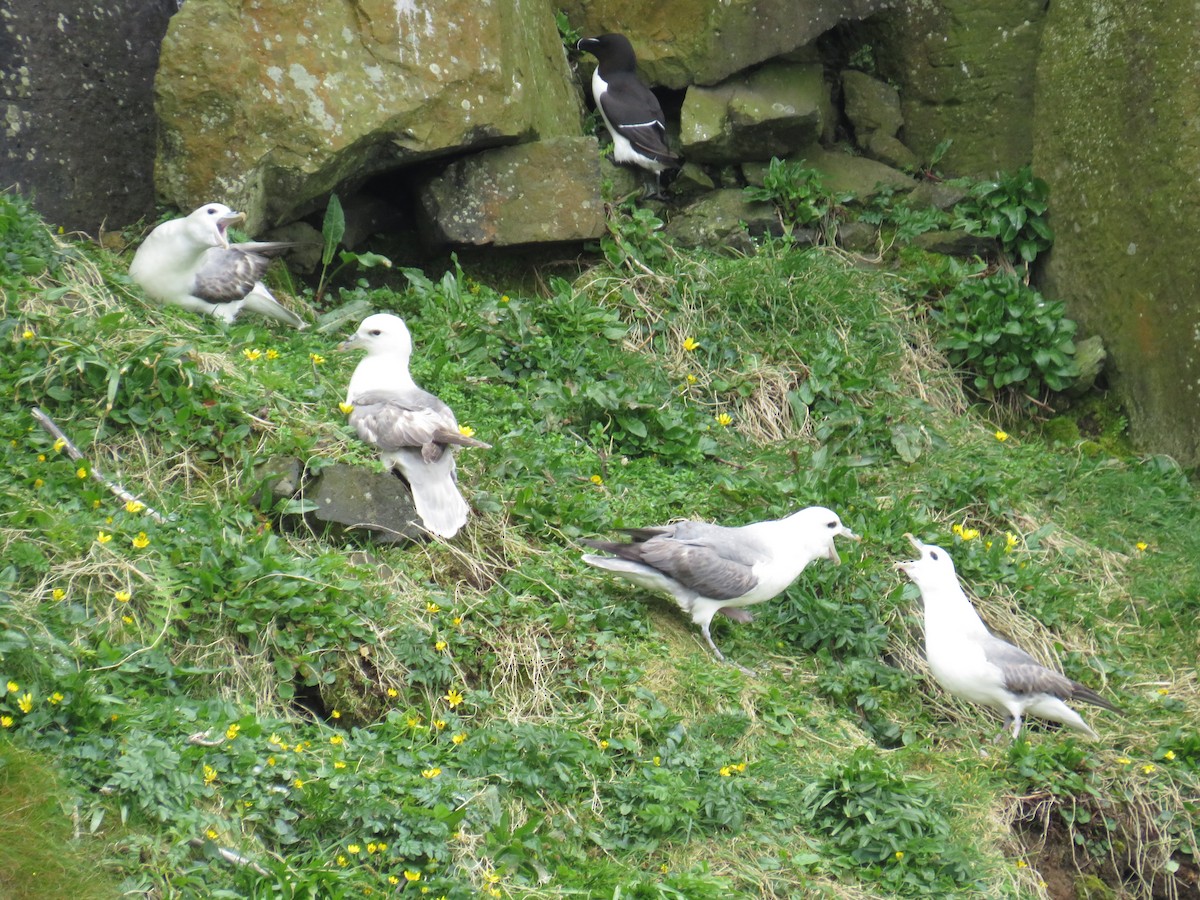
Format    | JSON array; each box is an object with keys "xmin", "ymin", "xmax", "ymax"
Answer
[
  {"xmin": 743, "ymin": 146, "xmax": 916, "ymax": 200},
  {"xmin": 841, "ymin": 70, "xmax": 918, "ymax": 171},
  {"xmin": 563, "ymin": 0, "xmax": 891, "ymax": 88},
  {"xmin": 1034, "ymin": 1, "xmax": 1200, "ymax": 466},
  {"xmin": 680, "ymin": 63, "xmax": 830, "ymax": 164},
  {"xmin": 0, "ymin": 0, "xmax": 175, "ymax": 232},
  {"xmin": 154, "ymin": 0, "xmax": 583, "ymax": 232},
  {"xmin": 418, "ymin": 137, "xmax": 610, "ymax": 247},
  {"xmin": 867, "ymin": 0, "xmax": 1048, "ymax": 176},
  {"xmin": 664, "ymin": 189, "xmax": 782, "ymax": 252}
]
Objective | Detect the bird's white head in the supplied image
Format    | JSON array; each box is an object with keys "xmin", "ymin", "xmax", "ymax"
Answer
[
  {"xmin": 339, "ymin": 313, "xmax": 413, "ymax": 359},
  {"xmin": 785, "ymin": 506, "xmax": 861, "ymax": 564},
  {"xmin": 896, "ymin": 533, "xmax": 958, "ymax": 589},
  {"xmin": 184, "ymin": 202, "xmax": 244, "ymax": 251}
]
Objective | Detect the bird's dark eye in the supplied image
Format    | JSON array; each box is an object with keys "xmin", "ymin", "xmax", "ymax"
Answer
[
  {"xmin": 826, "ymin": 521, "xmax": 838, "ymax": 529},
  {"xmin": 206, "ymin": 207, "xmax": 217, "ymax": 214},
  {"xmin": 369, "ymin": 329, "xmax": 382, "ymax": 336},
  {"xmin": 930, "ymin": 551, "xmax": 940, "ymax": 561}
]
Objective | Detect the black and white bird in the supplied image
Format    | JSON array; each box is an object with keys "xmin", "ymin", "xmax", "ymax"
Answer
[
  {"xmin": 582, "ymin": 507, "xmax": 860, "ymax": 673},
  {"xmin": 339, "ymin": 313, "xmax": 490, "ymax": 539},
  {"xmin": 129, "ymin": 202, "xmax": 307, "ymax": 329},
  {"xmin": 577, "ymin": 33, "xmax": 681, "ymax": 197},
  {"xmin": 898, "ymin": 534, "xmax": 1118, "ymax": 741}
]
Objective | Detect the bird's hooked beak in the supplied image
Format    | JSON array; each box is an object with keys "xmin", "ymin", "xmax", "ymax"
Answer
[
  {"xmin": 216, "ymin": 211, "xmax": 245, "ymax": 249},
  {"xmin": 826, "ymin": 524, "xmax": 862, "ymax": 565},
  {"xmin": 337, "ymin": 331, "xmax": 364, "ymax": 352},
  {"xmin": 895, "ymin": 532, "xmax": 924, "ymax": 574}
]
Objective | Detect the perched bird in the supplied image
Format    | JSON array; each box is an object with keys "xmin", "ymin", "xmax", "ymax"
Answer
[
  {"xmin": 576, "ymin": 33, "xmax": 681, "ymax": 197},
  {"xmin": 130, "ymin": 202, "xmax": 307, "ymax": 328},
  {"xmin": 582, "ymin": 507, "xmax": 860, "ymax": 673},
  {"xmin": 898, "ymin": 533, "xmax": 1118, "ymax": 741},
  {"xmin": 339, "ymin": 313, "xmax": 490, "ymax": 539}
]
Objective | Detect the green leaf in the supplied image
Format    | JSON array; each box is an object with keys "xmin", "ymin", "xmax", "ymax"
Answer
[{"xmin": 321, "ymin": 193, "xmax": 346, "ymax": 266}]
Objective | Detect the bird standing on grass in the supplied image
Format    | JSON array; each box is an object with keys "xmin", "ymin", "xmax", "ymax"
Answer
[
  {"xmin": 581, "ymin": 507, "xmax": 860, "ymax": 673},
  {"xmin": 577, "ymin": 33, "xmax": 681, "ymax": 197},
  {"xmin": 129, "ymin": 202, "xmax": 307, "ymax": 328},
  {"xmin": 897, "ymin": 533, "xmax": 1118, "ymax": 741},
  {"xmin": 339, "ymin": 313, "xmax": 490, "ymax": 539}
]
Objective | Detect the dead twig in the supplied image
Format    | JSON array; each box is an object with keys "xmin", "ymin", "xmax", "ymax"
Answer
[{"xmin": 30, "ymin": 406, "xmax": 168, "ymax": 524}]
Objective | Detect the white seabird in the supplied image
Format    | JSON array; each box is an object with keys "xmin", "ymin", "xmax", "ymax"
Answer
[
  {"xmin": 898, "ymin": 533, "xmax": 1118, "ymax": 741},
  {"xmin": 129, "ymin": 202, "xmax": 307, "ymax": 328},
  {"xmin": 339, "ymin": 313, "xmax": 490, "ymax": 539},
  {"xmin": 582, "ymin": 507, "xmax": 860, "ymax": 673}
]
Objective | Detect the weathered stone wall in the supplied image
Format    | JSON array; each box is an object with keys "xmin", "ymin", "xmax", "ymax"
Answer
[
  {"xmin": 1034, "ymin": 1, "xmax": 1200, "ymax": 466},
  {"xmin": 0, "ymin": 0, "xmax": 177, "ymax": 232},
  {"xmin": 868, "ymin": 0, "xmax": 1048, "ymax": 176},
  {"xmin": 154, "ymin": 0, "xmax": 584, "ymax": 232}
]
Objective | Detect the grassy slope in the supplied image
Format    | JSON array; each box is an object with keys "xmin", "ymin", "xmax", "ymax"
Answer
[{"xmin": 1, "ymin": 199, "xmax": 1197, "ymax": 899}]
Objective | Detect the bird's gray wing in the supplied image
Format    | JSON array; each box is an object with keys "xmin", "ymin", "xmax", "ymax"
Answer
[
  {"xmin": 634, "ymin": 535, "xmax": 760, "ymax": 600},
  {"xmin": 350, "ymin": 393, "xmax": 456, "ymax": 453},
  {"xmin": 981, "ymin": 637, "xmax": 1075, "ymax": 699},
  {"xmin": 228, "ymin": 240, "xmax": 298, "ymax": 258},
  {"xmin": 192, "ymin": 247, "xmax": 272, "ymax": 304}
]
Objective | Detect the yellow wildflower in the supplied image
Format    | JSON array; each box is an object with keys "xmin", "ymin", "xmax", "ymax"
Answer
[
  {"xmin": 266, "ymin": 756, "xmax": 276, "ymax": 766},
  {"xmin": 48, "ymin": 692, "xmax": 63, "ymax": 704},
  {"xmin": 425, "ymin": 602, "xmax": 441, "ymax": 614},
  {"xmin": 293, "ymin": 778, "xmax": 304, "ymax": 789},
  {"xmin": 76, "ymin": 466, "xmax": 87, "ymax": 479},
  {"xmin": 433, "ymin": 718, "xmax": 446, "ymax": 730},
  {"xmin": 458, "ymin": 424, "xmax": 476, "ymax": 438},
  {"xmin": 894, "ymin": 851, "xmax": 904, "ymax": 861},
  {"xmin": 407, "ymin": 715, "xmax": 421, "ymax": 728},
  {"xmin": 388, "ymin": 876, "xmax": 400, "ymax": 885},
  {"xmin": 994, "ymin": 430, "xmax": 1009, "ymax": 442},
  {"xmin": 17, "ymin": 693, "xmax": 33, "ymax": 713},
  {"xmin": 338, "ymin": 402, "xmax": 354, "ymax": 415},
  {"xmin": 686, "ymin": 374, "xmax": 697, "ymax": 384},
  {"xmin": 336, "ymin": 855, "xmax": 347, "ymax": 867},
  {"xmin": 131, "ymin": 532, "xmax": 150, "ymax": 549},
  {"xmin": 52, "ymin": 589, "xmax": 65, "ymax": 601},
  {"xmin": 203, "ymin": 765, "xmax": 217, "ymax": 785},
  {"xmin": 435, "ymin": 640, "xmax": 448, "ymax": 652},
  {"xmin": 206, "ymin": 828, "xmax": 219, "ymax": 840},
  {"xmin": 1015, "ymin": 860, "xmax": 1028, "ymax": 869},
  {"xmin": 1136, "ymin": 541, "xmax": 1148, "ymax": 552},
  {"xmin": 122, "ymin": 615, "xmax": 133, "ymax": 625},
  {"xmin": 0, "ymin": 716, "xmax": 11, "ymax": 728},
  {"xmin": 114, "ymin": 590, "xmax": 131, "ymax": 603},
  {"xmin": 97, "ymin": 531, "xmax": 112, "ymax": 544},
  {"xmin": 422, "ymin": 767, "xmax": 441, "ymax": 779},
  {"xmin": 1005, "ymin": 532, "xmax": 1019, "ymax": 551},
  {"xmin": 452, "ymin": 732, "xmax": 467, "ymax": 745},
  {"xmin": 33, "ymin": 478, "xmax": 44, "ymax": 488},
  {"xmin": 1164, "ymin": 750, "xmax": 1176, "ymax": 761},
  {"xmin": 387, "ymin": 687, "xmax": 399, "ymax": 698},
  {"xmin": 653, "ymin": 755, "xmax": 661, "ymax": 766},
  {"xmin": 499, "ymin": 294, "xmax": 509, "ymax": 303},
  {"xmin": 309, "ymin": 352, "xmax": 325, "ymax": 365},
  {"xmin": 716, "ymin": 413, "xmax": 733, "ymax": 427},
  {"xmin": 682, "ymin": 337, "xmax": 700, "ymax": 351},
  {"xmin": 590, "ymin": 474, "xmax": 604, "ymax": 485},
  {"xmin": 1158, "ymin": 688, "xmax": 1170, "ymax": 696},
  {"xmin": 330, "ymin": 734, "xmax": 344, "ymax": 745},
  {"xmin": 404, "ymin": 871, "xmax": 421, "ymax": 883},
  {"xmin": 951, "ymin": 523, "xmax": 980, "ymax": 541},
  {"xmin": 125, "ymin": 500, "xmax": 144, "ymax": 513},
  {"xmin": 331, "ymin": 709, "xmax": 341, "ymax": 719},
  {"xmin": 445, "ymin": 688, "xmax": 464, "ymax": 707},
  {"xmin": 53, "ymin": 438, "xmax": 66, "ymax": 452},
  {"xmin": 226, "ymin": 723, "xmax": 240, "ymax": 740},
  {"xmin": 1142, "ymin": 764, "xmax": 1156, "ymax": 774},
  {"xmin": 1116, "ymin": 757, "xmax": 1131, "ymax": 765},
  {"xmin": 600, "ymin": 740, "xmax": 609, "ymax": 749},
  {"xmin": 719, "ymin": 766, "xmax": 732, "ymax": 777},
  {"xmin": 6, "ymin": 681, "xmax": 18, "ymax": 693},
  {"xmin": 242, "ymin": 348, "xmax": 262, "ymax": 362},
  {"xmin": 334, "ymin": 760, "xmax": 346, "ymax": 769},
  {"xmin": 451, "ymin": 616, "xmax": 462, "ymax": 627},
  {"xmin": 37, "ymin": 454, "xmax": 46, "ymax": 462},
  {"xmin": 265, "ymin": 348, "xmax": 280, "ymax": 360},
  {"xmin": 348, "ymin": 843, "xmax": 361, "ymax": 854},
  {"xmin": 22, "ymin": 329, "xmax": 34, "ymax": 340}
]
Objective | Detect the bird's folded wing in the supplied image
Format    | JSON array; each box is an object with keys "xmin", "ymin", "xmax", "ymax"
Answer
[
  {"xmin": 637, "ymin": 539, "xmax": 759, "ymax": 600},
  {"xmin": 193, "ymin": 248, "xmax": 272, "ymax": 303},
  {"xmin": 228, "ymin": 240, "xmax": 299, "ymax": 258},
  {"xmin": 350, "ymin": 397, "xmax": 454, "ymax": 452},
  {"xmin": 983, "ymin": 638, "xmax": 1075, "ymax": 698},
  {"xmin": 599, "ymin": 83, "xmax": 675, "ymax": 161}
]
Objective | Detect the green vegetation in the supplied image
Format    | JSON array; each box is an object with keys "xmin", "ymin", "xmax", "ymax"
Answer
[{"xmin": 0, "ymin": 191, "xmax": 1197, "ymax": 898}]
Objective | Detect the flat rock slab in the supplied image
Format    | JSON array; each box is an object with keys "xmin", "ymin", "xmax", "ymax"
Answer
[{"xmin": 306, "ymin": 464, "xmax": 424, "ymax": 544}]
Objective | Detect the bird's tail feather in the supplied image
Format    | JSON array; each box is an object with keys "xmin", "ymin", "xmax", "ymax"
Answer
[
  {"xmin": 395, "ymin": 452, "xmax": 469, "ymax": 539},
  {"xmin": 242, "ymin": 287, "xmax": 308, "ymax": 329},
  {"xmin": 1072, "ymin": 683, "xmax": 1121, "ymax": 713}
]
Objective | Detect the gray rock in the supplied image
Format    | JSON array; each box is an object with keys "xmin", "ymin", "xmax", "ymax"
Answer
[
  {"xmin": 564, "ymin": 0, "xmax": 892, "ymax": 88},
  {"xmin": 261, "ymin": 221, "xmax": 324, "ymax": 273},
  {"xmin": 842, "ymin": 70, "xmax": 904, "ymax": 141},
  {"xmin": 862, "ymin": 133, "xmax": 918, "ymax": 171},
  {"xmin": 305, "ymin": 464, "xmax": 424, "ymax": 544},
  {"xmin": 418, "ymin": 137, "xmax": 608, "ymax": 246},
  {"xmin": 0, "ymin": 0, "xmax": 176, "ymax": 232},
  {"xmin": 664, "ymin": 189, "xmax": 783, "ymax": 252},
  {"xmin": 743, "ymin": 145, "xmax": 916, "ymax": 201},
  {"xmin": 910, "ymin": 229, "xmax": 996, "ymax": 258},
  {"xmin": 154, "ymin": 0, "xmax": 583, "ymax": 232},
  {"xmin": 680, "ymin": 63, "xmax": 830, "ymax": 164},
  {"xmin": 1035, "ymin": 0, "xmax": 1200, "ymax": 464},
  {"xmin": 1064, "ymin": 335, "xmax": 1106, "ymax": 398},
  {"xmin": 907, "ymin": 180, "xmax": 970, "ymax": 211},
  {"xmin": 836, "ymin": 220, "xmax": 879, "ymax": 254}
]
